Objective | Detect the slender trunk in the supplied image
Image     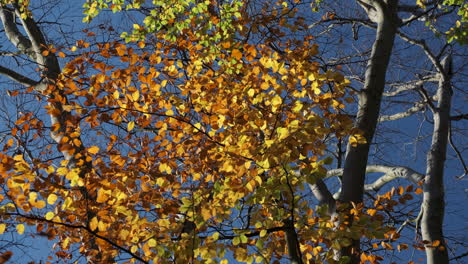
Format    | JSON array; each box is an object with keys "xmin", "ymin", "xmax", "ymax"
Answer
[
  {"xmin": 340, "ymin": 0, "xmax": 399, "ymax": 262},
  {"xmin": 283, "ymin": 219, "xmax": 303, "ymax": 264},
  {"xmin": 0, "ymin": 5, "xmax": 107, "ymax": 262},
  {"xmin": 421, "ymin": 55, "xmax": 451, "ymax": 264}
]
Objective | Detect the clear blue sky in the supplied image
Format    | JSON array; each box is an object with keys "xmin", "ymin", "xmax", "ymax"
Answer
[{"xmin": 0, "ymin": 1, "xmax": 466, "ymax": 263}]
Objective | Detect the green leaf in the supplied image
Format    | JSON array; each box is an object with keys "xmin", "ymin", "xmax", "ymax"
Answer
[{"xmin": 232, "ymin": 236, "xmax": 240, "ymax": 246}]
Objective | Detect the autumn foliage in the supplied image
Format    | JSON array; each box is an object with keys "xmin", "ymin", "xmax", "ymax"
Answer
[{"xmin": 0, "ymin": 0, "xmax": 425, "ymax": 263}]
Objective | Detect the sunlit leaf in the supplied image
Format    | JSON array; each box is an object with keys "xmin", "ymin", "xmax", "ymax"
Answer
[{"xmin": 16, "ymin": 224, "xmax": 25, "ymax": 235}]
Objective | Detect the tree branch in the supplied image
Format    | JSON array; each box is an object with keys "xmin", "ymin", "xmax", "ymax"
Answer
[
  {"xmin": 0, "ymin": 65, "xmax": 37, "ymax": 86},
  {"xmin": 308, "ymin": 179, "xmax": 336, "ymax": 213},
  {"xmin": 378, "ymin": 101, "xmax": 426, "ymax": 122},
  {"xmin": 450, "ymin": 114, "xmax": 467, "ymax": 121},
  {"xmin": 383, "ymin": 75, "xmax": 438, "ymax": 97},
  {"xmin": 0, "ymin": 6, "xmax": 34, "ymax": 58},
  {"xmin": 327, "ymin": 165, "xmax": 424, "ymax": 194},
  {"xmin": 397, "ymin": 31, "xmax": 447, "ymax": 80}
]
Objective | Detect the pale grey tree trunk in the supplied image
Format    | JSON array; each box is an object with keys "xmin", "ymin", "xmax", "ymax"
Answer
[
  {"xmin": 339, "ymin": 0, "xmax": 399, "ymax": 262},
  {"xmin": 0, "ymin": 5, "xmax": 105, "ymax": 263},
  {"xmin": 421, "ymin": 55, "xmax": 452, "ymax": 264},
  {"xmin": 341, "ymin": 0, "xmax": 399, "ymax": 204}
]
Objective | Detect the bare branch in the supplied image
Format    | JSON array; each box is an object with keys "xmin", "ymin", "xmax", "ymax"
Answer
[
  {"xmin": 397, "ymin": 31, "xmax": 447, "ymax": 80},
  {"xmin": 448, "ymin": 122, "xmax": 467, "ymax": 179},
  {"xmin": 450, "ymin": 114, "xmax": 468, "ymax": 121},
  {"xmin": 0, "ymin": 65, "xmax": 37, "ymax": 86},
  {"xmin": 383, "ymin": 75, "xmax": 438, "ymax": 97},
  {"xmin": 417, "ymin": 86, "xmax": 437, "ymax": 112},
  {"xmin": 378, "ymin": 101, "xmax": 426, "ymax": 122},
  {"xmin": 328, "ymin": 165, "xmax": 424, "ymax": 193}
]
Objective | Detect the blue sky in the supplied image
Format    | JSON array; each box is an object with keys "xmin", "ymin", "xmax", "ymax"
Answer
[{"xmin": 0, "ymin": 0, "xmax": 466, "ymax": 263}]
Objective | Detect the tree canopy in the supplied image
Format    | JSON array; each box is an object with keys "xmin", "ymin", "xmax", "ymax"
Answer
[{"xmin": 0, "ymin": 0, "xmax": 466, "ymax": 264}]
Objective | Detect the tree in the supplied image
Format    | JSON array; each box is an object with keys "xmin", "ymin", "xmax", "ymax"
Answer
[
  {"xmin": 0, "ymin": 0, "xmax": 466, "ymax": 264},
  {"xmin": 304, "ymin": 1, "xmax": 466, "ymax": 263}
]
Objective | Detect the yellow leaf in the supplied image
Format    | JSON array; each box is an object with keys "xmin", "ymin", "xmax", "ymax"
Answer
[
  {"xmin": 113, "ymin": 90, "xmax": 120, "ymax": 99},
  {"xmin": 201, "ymin": 207, "xmax": 212, "ymax": 221},
  {"xmin": 65, "ymin": 169, "xmax": 79, "ymax": 181},
  {"xmin": 367, "ymin": 209, "xmax": 377, "ymax": 216},
  {"xmin": 0, "ymin": 224, "xmax": 6, "ymax": 234},
  {"xmin": 159, "ymin": 163, "xmax": 172, "ymax": 174},
  {"xmin": 90, "ymin": 217, "xmax": 98, "ymax": 231},
  {"xmin": 45, "ymin": 212, "xmax": 55, "ymax": 220},
  {"xmin": 62, "ymin": 197, "xmax": 73, "ymax": 210},
  {"xmin": 120, "ymin": 229, "xmax": 130, "ymax": 240},
  {"xmin": 88, "ymin": 146, "xmax": 100, "ymax": 154},
  {"xmin": 312, "ymin": 81, "xmax": 321, "ymax": 94},
  {"xmin": 276, "ymin": 127, "xmax": 289, "ymax": 140},
  {"xmin": 28, "ymin": 192, "xmax": 38, "ymax": 203},
  {"xmin": 271, "ymin": 95, "xmax": 282, "ymax": 107},
  {"xmin": 220, "ymin": 260, "xmax": 228, "ymax": 264},
  {"xmin": 292, "ymin": 101, "xmax": 303, "ymax": 113},
  {"xmin": 45, "ymin": 165, "xmax": 55, "ymax": 174},
  {"xmin": 98, "ymin": 221, "xmax": 107, "ymax": 232},
  {"xmin": 16, "ymin": 224, "xmax": 25, "ymax": 235},
  {"xmin": 127, "ymin": 121, "xmax": 135, "ymax": 131},
  {"xmin": 258, "ymin": 158, "xmax": 270, "ymax": 169},
  {"xmin": 148, "ymin": 238, "xmax": 157, "ymax": 247},
  {"xmin": 156, "ymin": 178, "xmax": 166, "ymax": 187},
  {"xmin": 259, "ymin": 230, "xmax": 267, "ymax": 237},
  {"xmin": 349, "ymin": 134, "xmax": 367, "ymax": 147},
  {"xmin": 13, "ymin": 155, "xmax": 24, "ymax": 161},
  {"xmin": 313, "ymin": 246, "xmax": 323, "ymax": 256},
  {"xmin": 246, "ymin": 181, "xmax": 254, "ymax": 192},
  {"xmin": 96, "ymin": 74, "xmax": 106, "ymax": 84},
  {"xmin": 132, "ymin": 90, "xmax": 140, "ymax": 101},
  {"xmin": 416, "ymin": 0, "xmax": 426, "ymax": 8},
  {"xmin": 57, "ymin": 167, "xmax": 68, "ymax": 176},
  {"xmin": 131, "ymin": 245, "xmax": 138, "ymax": 253}
]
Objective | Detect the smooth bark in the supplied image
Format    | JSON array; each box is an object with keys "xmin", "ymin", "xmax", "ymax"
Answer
[
  {"xmin": 0, "ymin": 5, "xmax": 105, "ymax": 262},
  {"xmin": 421, "ymin": 55, "xmax": 452, "ymax": 264},
  {"xmin": 340, "ymin": 0, "xmax": 399, "ymax": 262}
]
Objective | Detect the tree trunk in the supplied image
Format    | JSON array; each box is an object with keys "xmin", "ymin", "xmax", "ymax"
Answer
[
  {"xmin": 340, "ymin": 0, "xmax": 399, "ymax": 262},
  {"xmin": 0, "ymin": 5, "xmax": 106, "ymax": 262},
  {"xmin": 421, "ymin": 55, "xmax": 452, "ymax": 264},
  {"xmin": 283, "ymin": 219, "xmax": 303, "ymax": 264}
]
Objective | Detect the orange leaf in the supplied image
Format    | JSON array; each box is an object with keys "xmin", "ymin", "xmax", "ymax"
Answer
[
  {"xmin": 0, "ymin": 251, "xmax": 12, "ymax": 264},
  {"xmin": 88, "ymin": 146, "xmax": 100, "ymax": 154},
  {"xmin": 231, "ymin": 49, "xmax": 242, "ymax": 60}
]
